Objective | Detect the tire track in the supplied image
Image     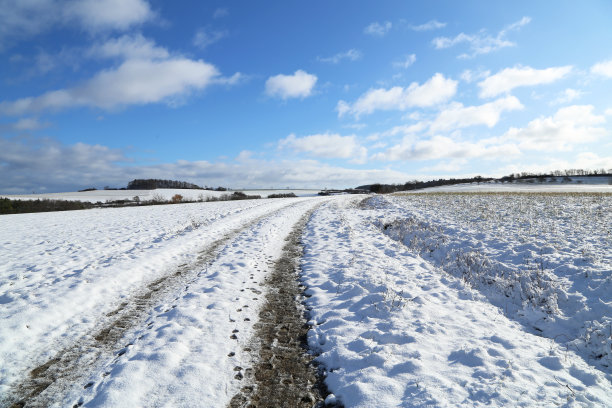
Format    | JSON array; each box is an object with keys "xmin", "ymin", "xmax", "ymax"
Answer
[
  {"xmin": 3, "ymin": 201, "xmax": 311, "ymax": 408},
  {"xmin": 228, "ymin": 209, "xmax": 342, "ymax": 408}
]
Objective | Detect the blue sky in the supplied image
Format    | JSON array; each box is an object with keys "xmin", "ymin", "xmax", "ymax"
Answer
[{"xmin": 1, "ymin": 0, "xmax": 612, "ymax": 193}]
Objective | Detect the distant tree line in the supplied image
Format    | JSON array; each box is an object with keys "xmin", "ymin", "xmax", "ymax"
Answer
[
  {"xmin": 500, "ymin": 169, "xmax": 612, "ymax": 182},
  {"xmin": 127, "ymin": 179, "xmax": 204, "ymax": 190},
  {"xmin": 359, "ymin": 168, "xmax": 612, "ymax": 194},
  {"xmin": 0, "ymin": 198, "xmax": 94, "ymax": 214},
  {"xmin": 359, "ymin": 176, "xmax": 493, "ymax": 194}
]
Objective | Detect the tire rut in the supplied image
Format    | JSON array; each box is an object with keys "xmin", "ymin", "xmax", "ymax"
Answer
[
  {"xmin": 3, "ymin": 202, "xmax": 305, "ymax": 408},
  {"xmin": 228, "ymin": 209, "xmax": 342, "ymax": 408}
]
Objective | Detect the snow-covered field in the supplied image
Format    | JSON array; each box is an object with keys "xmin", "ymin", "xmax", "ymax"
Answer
[
  {"xmin": 1, "ymin": 192, "xmax": 611, "ymax": 407},
  {"xmin": 408, "ymin": 177, "xmax": 612, "ymax": 194},
  {"xmin": 0, "ymin": 188, "xmax": 320, "ymax": 203}
]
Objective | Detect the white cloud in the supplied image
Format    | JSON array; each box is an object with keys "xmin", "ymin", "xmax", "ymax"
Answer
[
  {"xmin": 364, "ymin": 21, "xmax": 392, "ymax": 37},
  {"xmin": 430, "ymin": 96, "xmax": 523, "ymax": 132},
  {"xmin": 0, "ymin": 35, "xmax": 244, "ymax": 115},
  {"xmin": 432, "ymin": 16, "xmax": 530, "ymax": 58},
  {"xmin": 0, "ymin": 136, "xmax": 413, "ymax": 193},
  {"xmin": 410, "ymin": 20, "xmax": 446, "ymax": 31},
  {"xmin": 591, "ymin": 59, "xmax": 612, "ymax": 78},
  {"xmin": 337, "ymin": 73, "xmax": 457, "ymax": 118},
  {"xmin": 393, "ymin": 54, "xmax": 416, "ymax": 69},
  {"xmin": 193, "ymin": 28, "xmax": 228, "ymax": 49},
  {"xmin": 420, "ymin": 158, "xmax": 468, "ymax": 173},
  {"xmin": 278, "ymin": 133, "xmax": 367, "ymax": 163},
  {"xmin": 0, "ymin": 0, "xmax": 154, "ymax": 48},
  {"xmin": 12, "ymin": 117, "xmax": 50, "ymax": 131},
  {"xmin": 459, "ymin": 68, "xmax": 490, "ymax": 83},
  {"xmin": 1, "ymin": 58, "xmax": 220, "ymax": 115},
  {"xmin": 478, "ymin": 65, "xmax": 572, "ymax": 98},
  {"xmin": 89, "ymin": 34, "xmax": 169, "ymax": 60},
  {"xmin": 213, "ymin": 8, "xmax": 228, "ymax": 19},
  {"xmin": 265, "ymin": 70, "xmax": 317, "ymax": 100},
  {"xmin": 501, "ymin": 152, "xmax": 612, "ymax": 176},
  {"xmin": 503, "ymin": 105, "xmax": 607, "ymax": 151},
  {"xmin": 373, "ymin": 135, "xmax": 520, "ymax": 161},
  {"xmin": 317, "ymin": 49, "xmax": 362, "ymax": 64},
  {"xmin": 63, "ymin": 0, "xmax": 154, "ymax": 31},
  {"xmin": 551, "ymin": 88, "xmax": 583, "ymax": 105}
]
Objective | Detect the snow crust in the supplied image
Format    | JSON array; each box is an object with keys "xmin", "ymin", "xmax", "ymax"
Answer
[{"xmin": 301, "ymin": 196, "xmax": 612, "ymax": 407}]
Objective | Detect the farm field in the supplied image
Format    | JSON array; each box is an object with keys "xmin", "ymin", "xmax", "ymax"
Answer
[{"xmin": 1, "ymin": 192, "xmax": 611, "ymax": 407}]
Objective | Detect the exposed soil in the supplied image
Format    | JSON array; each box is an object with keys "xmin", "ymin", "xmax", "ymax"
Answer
[
  {"xmin": 228, "ymin": 211, "xmax": 341, "ymax": 408},
  {"xmin": 3, "ymin": 207, "xmax": 292, "ymax": 408}
]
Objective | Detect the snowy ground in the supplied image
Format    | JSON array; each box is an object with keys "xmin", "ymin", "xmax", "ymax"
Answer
[
  {"xmin": 1, "ymin": 192, "xmax": 611, "ymax": 407},
  {"xmin": 407, "ymin": 177, "xmax": 612, "ymax": 193},
  {"xmin": 302, "ymin": 196, "xmax": 611, "ymax": 407},
  {"xmin": 0, "ymin": 188, "xmax": 320, "ymax": 203}
]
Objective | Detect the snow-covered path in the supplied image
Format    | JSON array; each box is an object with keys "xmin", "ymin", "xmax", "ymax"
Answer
[
  {"xmin": 0, "ymin": 197, "xmax": 327, "ymax": 407},
  {"xmin": 302, "ymin": 197, "xmax": 611, "ymax": 407}
]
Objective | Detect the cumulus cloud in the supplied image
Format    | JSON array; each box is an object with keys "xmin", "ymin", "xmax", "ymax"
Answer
[
  {"xmin": 503, "ymin": 105, "xmax": 607, "ymax": 151},
  {"xmin": 1, "ymin": 58, "xmax": 220, "ymax": 115},
  {"xmin": 478, "ymin": 65, "xmax": 572, "ymax": 98},
  {"xmin": 265, "ymin": 70, "xmax": 317, "ymax": 99},
  {"xmin": 278, "ymin": 133, "xmax": 367, "ymax": 163},
  {"xmin": 89, "ymin": 33, "xmax": 169, "ymax": 60},
  {"xmin": 393, "ymin": 54, "xmax": 416, "ymax": 69},
  {"xmin": 373, "ymin": 135, "xmax": 520, "ymax": 162},
  {"xmin": 364, "ymin": 21, "xmax": 392, "ymax": 37},
  {"xmin": 0, "ymin": 36, "xmax": 242, "ymax": 115},
  {"xmin": 429, "ymin": 96, "xmax": 523, "ymax": 132},
  {"xmin": 432, "ymin": 16, "xmax": 530, "ymax": 58},
  {"xmin": 317, "ymin": 49, "xmax": 362, "ymax": 64},
  {"xmin": 591, "ymin": 59, "xmax": 612, "ymax": 78},
  {"xmin": 0, "ymin": 0, "xmax": 154, "ymax": 48},
  {"xmin": 337, "ymin": 73, "xmax": 457, "ymax": 118},
  {"xmin": 0, "ymin": 136, "xmax": 411, "ymax": 193},
  {"xmin": 63, "ymin": 0, "xmax": 154, "ymax": 31},
  {"xmin": 410, "ymin": 20, "xmax": 446, "ymax": 31},
  {"xmin": 193, "ymin": 27, "xmax": 228, "ymax": 49}
]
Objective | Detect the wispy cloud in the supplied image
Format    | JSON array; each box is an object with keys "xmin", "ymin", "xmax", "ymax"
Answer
[
  {"xmin": 213, "ymin": 8, "xmax": 228, "ymax": 19},
  {"xmin": 410, "ymin": 20, "xmax": 446, "ymax": 31},
  {"xmin": 432, "ymin": 16, "xmax": 531, "ymax": 58},
  {"xmin": 317, "ymin": 49, "xmax": 362, "ymax": 64},
  {"xmin": 478, "ymin": 65, "xmax": 572, "ymax": 98},
  {"xmin": 393, "ymin": 54, "xmax": 416, "ymax": 69},
  {"xmin": 278, "ymin": 132, "xmax": 367, "ymax": 163},
  {"xmin": 193, "ymin": 27, "xmax": 228, "ymax": 49},
  {"xmin": 551, "ymin": 88, "xmax": 583, "ymax": 105},
  {"xmin": 364, "ymin": 21, "xmax": 392, "ymax": 37}
]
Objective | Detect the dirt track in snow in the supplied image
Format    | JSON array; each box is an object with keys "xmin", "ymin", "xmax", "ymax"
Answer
[{"xmin": 228, "ymin": 210, "xmax": 339, "ymax": 408}]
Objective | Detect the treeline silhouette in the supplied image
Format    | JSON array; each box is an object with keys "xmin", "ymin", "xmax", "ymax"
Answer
[
  {"xmin": 359, "ymin": 168, "xmax": 612, "ymax": 194},
  {"xmin": 359, "ymin": 176, "xmax": 493, "ymax": 194},
  {"xmin": 0, "ymin": 198, "xmax": 94, "ymax": 214},
  {"xmin": 127, "ymin": 179, "xmax": 204, "ymax": 190}
]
